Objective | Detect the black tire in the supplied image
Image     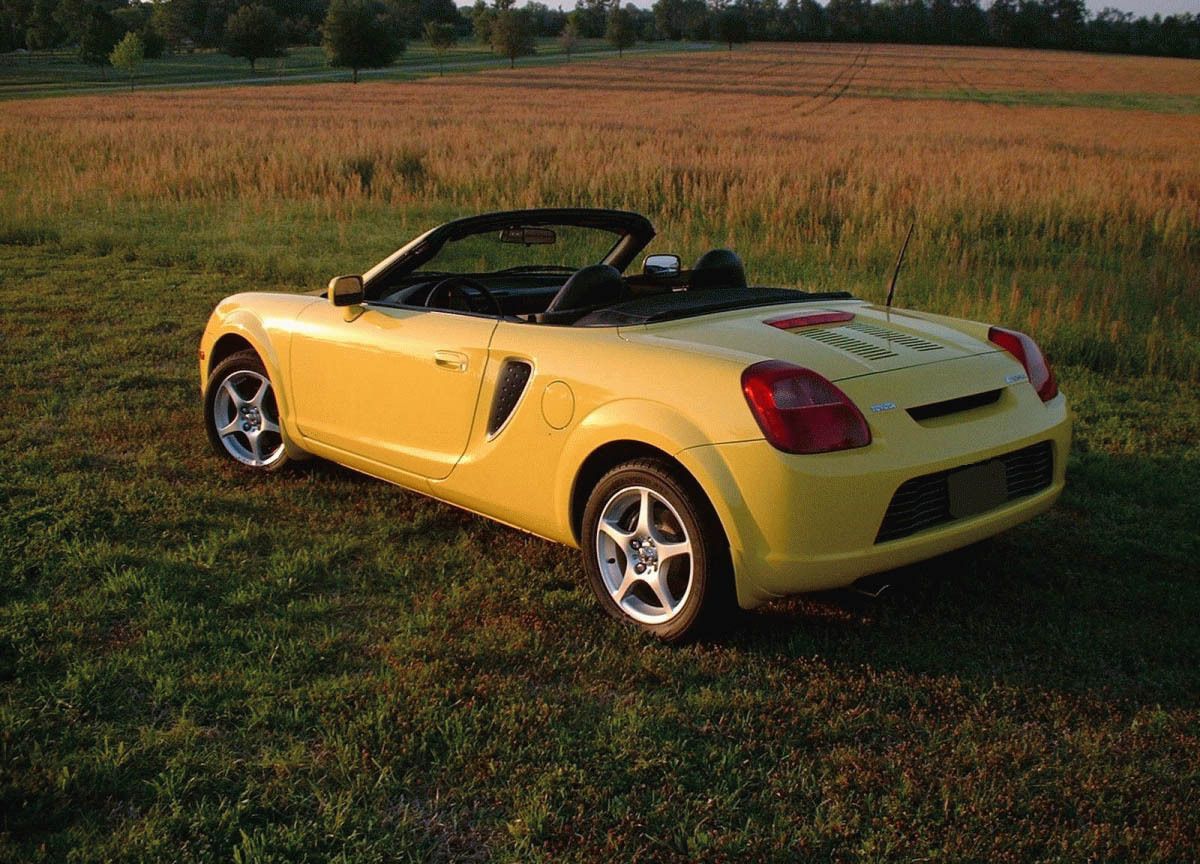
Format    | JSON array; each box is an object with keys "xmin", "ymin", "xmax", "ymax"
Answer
[
  {"xmin": 204, "ymin": 349, "xmax": 291, "ymax": 472},
  {"xmin": 581, "ymin": 458, "xmax": 737, "ymax": 642}
]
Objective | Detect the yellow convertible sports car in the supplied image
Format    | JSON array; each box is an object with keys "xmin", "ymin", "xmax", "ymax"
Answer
[{"xmin": 199, "ymin": 208, "xmax": 1070, "ymax": 640}]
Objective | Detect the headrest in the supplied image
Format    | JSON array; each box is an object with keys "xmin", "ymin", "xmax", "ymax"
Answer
[
  {"xmin": 544, "ymin": 264, "xmax": 625, "ymax": 313},
  {"xmin": 691, "ymin": 249, "xmax": 747, "ymax": 291}
]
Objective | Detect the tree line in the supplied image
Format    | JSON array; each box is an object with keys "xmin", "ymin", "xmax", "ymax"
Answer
[{"xmin": 1, "ymin": 0, "xmax": 1196, "ymax": 77}]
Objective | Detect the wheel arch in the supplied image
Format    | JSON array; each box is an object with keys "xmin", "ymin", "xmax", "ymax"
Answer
[
  {"xmin": 202, "ymin": 313, "xmax": 307, "ymax": 460},
  {"xmin": 207, "ymin": 332, "xmax": 257, "ymax": 380},
  {"xmin": 568, "ymin": 439, "xmax": 730, "ymax": 555}
]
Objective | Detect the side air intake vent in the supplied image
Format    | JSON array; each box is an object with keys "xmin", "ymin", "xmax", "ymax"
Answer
[{"xmin": 487, "ymin": 360, "xmax": 532, "ymax": 438}]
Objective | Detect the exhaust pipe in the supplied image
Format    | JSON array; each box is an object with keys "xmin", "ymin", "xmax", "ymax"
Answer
[{"xmin": 850, "ymin": 573, "xmax": 892, "ymax": 599}]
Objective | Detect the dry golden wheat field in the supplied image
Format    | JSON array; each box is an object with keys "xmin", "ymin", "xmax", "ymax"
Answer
[
  {"xmin": 3, "ymin": 43, "xmax": 1198, "ymax": 379},
  {"xmin": 2, "ymin": 44, "xmax": 1200, "ymax": 862}
]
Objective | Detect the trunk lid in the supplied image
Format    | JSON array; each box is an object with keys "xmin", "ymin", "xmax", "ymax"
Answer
[{"xmin": 623, "ymin": 300, "xmax": 997, "ymax": 381}]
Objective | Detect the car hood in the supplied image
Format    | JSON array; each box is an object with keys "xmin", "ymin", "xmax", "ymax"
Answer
[{"xmin": 621, "ymin": 300, "xmax": 998, "ymax": 381}]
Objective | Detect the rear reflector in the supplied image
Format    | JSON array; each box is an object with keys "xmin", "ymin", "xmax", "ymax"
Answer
[{"xmin": 764, "ymin": 311, "xmax": 855, "ymax": 330}]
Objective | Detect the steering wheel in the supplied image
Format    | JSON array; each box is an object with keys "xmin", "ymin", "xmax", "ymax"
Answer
[{"xmin": 424, "ymin": 276, "xmax": 502, "ymax": 316}]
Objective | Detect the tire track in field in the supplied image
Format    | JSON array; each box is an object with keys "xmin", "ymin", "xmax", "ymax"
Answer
[
  {"xmin": 789, "ymin": 46, "xmax": 861, "ymax": 110},
  {"xmin": 822, "ymin": 44, "xmax": 871, "ymax": 109},
  {"xmin": 793, "ymin": 45, "xmax": 869, "ymax": 116}
]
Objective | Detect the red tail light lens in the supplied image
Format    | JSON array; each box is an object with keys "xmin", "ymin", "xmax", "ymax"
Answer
[
  {"xmin": 988, "ymin": 326, "xmax": 1058, "ymax": 402},
  {"xmin": 764, "ymin": 311, "xmax": 855, "ymax": 330},
  {"xmin": 741, "ymin": 361, "xmax": 872, "ymax": 454}
]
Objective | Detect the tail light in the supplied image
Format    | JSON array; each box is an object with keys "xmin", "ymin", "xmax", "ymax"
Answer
[
  {"xmin": 741, "ymin": 360, "xmax": 871, "ymax": 454},
  {"xmin": 764, "ymin": 311, "xmax": 855, "ymax": 330},
  {"xmin": 988, "ymin": 326, "xmax": 1058, "ymax": 402}
]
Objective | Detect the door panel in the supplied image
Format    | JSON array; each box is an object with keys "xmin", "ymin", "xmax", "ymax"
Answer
[{"xmin": 290, "ymin": 302, "xmax": 498, "ymax": 479}]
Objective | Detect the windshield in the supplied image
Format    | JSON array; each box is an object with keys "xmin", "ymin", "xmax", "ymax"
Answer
[{"xmin": 416, "ymin": 225, "xmax": 622, "ymax": 275}]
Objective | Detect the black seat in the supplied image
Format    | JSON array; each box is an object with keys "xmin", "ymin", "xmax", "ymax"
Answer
[
  {"xmin": 535, "ymin": 264, "xmax": 626, "ymax": 324},
  {"xmin": 690, "ymin": 249, "xmax": 747, "ymax": 291}
]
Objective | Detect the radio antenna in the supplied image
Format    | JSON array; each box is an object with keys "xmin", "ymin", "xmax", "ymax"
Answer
[{"xmin": 886, "ymin": 223, "xmax": 915, "ymax": 310}]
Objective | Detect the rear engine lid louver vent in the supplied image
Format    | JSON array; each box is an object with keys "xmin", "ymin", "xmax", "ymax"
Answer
[
  {"xmin": 843, "ymin": 321, "xmax": 945, "ymax": 352},
  {"xmin": 800, "ymin": 328, "xmax": 899, "ymax": 361}
]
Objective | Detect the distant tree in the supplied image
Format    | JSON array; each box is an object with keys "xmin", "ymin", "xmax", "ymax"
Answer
[
  {"xmin": 679, "ymin": 0, "xmax": 709, "ymax": 39},
  {"xmin": 200, "ymin": 0, "xmax": 234, "ymax": 48},
  {"xmin": 713, "ymin": 2, "xmax": 747, "ymax": 49},
  {"xmin": 153, "ymin": 0, "xmax": 201, "ymax": 53},
  {"xmin": 109, "ymin": 29, "xmax": 144, "ymax": 88},
  {"xmin": 652, "ymin": 0, "xmax": 684, "ymax": 39},
  {"xmin": 423, "ymin": 18, "xmax": 455, "ymax": 74},
  {"xmin": 52, "ymin": 0, "xmax": 98, "ymax": 45},
  {"xmin": 323, "ymin": 0, "xmax": 404, "ymax": 83},
  {"xmin": 469, "ymin": 0, "xmax": 491, "ymax": 42},
  {"xmin": 796, "ymin": 0, "xmax": 827, "ymax": 38},
  {"xmin": 489, "ymin": 5, "xmax": 534, "ymax": 67},
  {"xmin": 23, "ymin": 0, "xmax": 63, "ymax": 52},
  {"xmin": 558, "ymin": 11, "xmax": 579, "ymax": 58},
  {"xmin": 826, "ymin": 0, "xmax": 869, "ymax": 40},
  {"xmin": 1046, "ymin": 0, "xmax": 1087, "ymax": 48},
  {"xmin": 223, "ymin": 4, "xmax": 287, "ymax": 71},
  {"xmin": 77, "ymin": 4, "xmax": 120, "ymax": 73},
  {"xmin": 986, "ymin": 0, "xmax": 1021, "ymax": 45},
  {"xmin": 420, "ymin": 0, "xmax": 461, "ymax": 27},
  {"xmin": 522, "ymin": 1, "xmax": 560, "ymax": 37},
  {"xmin": 605, "ymin": 3, "xmax": 635, "ymax": 55},
  {"xmin": 1, "ymin": 0, "xmax": 33, "ymax": 52},
  {"xmin": 572, "ymin": 0, "xmax": 607, "ymax": 37}
]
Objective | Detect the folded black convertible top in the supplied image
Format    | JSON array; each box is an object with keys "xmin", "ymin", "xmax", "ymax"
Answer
[{"xmin": 576, "ymin": 287, "xmax": 855, "ymax": 327}]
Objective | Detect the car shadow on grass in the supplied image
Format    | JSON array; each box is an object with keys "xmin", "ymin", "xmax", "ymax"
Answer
[
  {"xmin": 727, "ymin": 451, "xmax": 1200, "ymax": 710},
  {"xmin": 241, "ymin": 449, "xmax": 1200, "ymax": 709}
]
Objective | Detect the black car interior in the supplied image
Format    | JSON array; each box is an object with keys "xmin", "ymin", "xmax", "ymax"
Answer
[{"xmin": 369, "ymin": 246, "xmax": 761, "ymax": 326}]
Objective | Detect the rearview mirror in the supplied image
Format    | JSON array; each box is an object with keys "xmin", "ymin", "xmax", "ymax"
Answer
[
  {"xmin": 499, "ymin": 226, "xmax": 557, "ymax": 245},
  {"xmin": 643, "ymin": 253, "xmax": 681, "ymax": 278},
  {"xmin": 328, "ymin": 274, "xmax": 364, "ymax": 307}
]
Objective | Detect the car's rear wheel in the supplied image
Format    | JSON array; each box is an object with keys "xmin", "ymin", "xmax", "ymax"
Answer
[
  {"xmin": 204, "ymin": 349, "xmax": 289, "ymax": 471},
  {"xmin": 581, "ymin": 459, "xmax": 736, "ymax": 642}
]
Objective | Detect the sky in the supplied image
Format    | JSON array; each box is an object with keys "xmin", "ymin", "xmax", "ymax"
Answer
[{"xmin": 1084, "ymin": 0, "xmax": 1197, "ymax": 14}]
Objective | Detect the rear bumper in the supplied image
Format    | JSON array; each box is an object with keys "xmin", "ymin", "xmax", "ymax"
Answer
[{"xmin": 678, "ymin": 381, "xmax": 1071, "ymax": 608}]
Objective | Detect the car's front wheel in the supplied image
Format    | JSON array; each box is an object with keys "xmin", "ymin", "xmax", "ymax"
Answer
[
  {"xmin": 204, "ymin": 349, "xmax": 290, "ymax": 471},
  {"xmin": 581, "ymin": 459, "xmax": 736, "ymax": 642}
]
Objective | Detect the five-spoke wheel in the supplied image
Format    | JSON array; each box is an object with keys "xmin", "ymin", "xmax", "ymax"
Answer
[
  {"xmin": 582, "ymin": 459, "xmax": 735, "ymax": 641},
  {"xmin": 595, "ymin": 485, "xmax": 695, "ymax": 625},
  {"xmin": 204, "ymin": 349, "xmax": 289, "ymax": 471}
]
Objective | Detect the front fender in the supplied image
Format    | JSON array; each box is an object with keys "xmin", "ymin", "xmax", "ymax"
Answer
[{"xmin": 200, "ymin": 297, "xmax": 313, "ymax": 459}]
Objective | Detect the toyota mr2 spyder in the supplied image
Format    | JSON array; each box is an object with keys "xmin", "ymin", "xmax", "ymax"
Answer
[{"xmin": 199, "ymin": 208, "xmax": 1070, "ymax": 640}]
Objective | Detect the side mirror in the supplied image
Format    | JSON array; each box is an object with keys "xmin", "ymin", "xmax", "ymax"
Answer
[
  {"xmin": 643, "ymin": 253, "xmax": 681, "ymax": 278},
  {"xmin": 328, "ymin": 274, "xmax": 364, "ymax": 307}
]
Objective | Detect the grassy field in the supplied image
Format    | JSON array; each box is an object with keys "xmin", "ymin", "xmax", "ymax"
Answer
[
  {"xmin": 1, "ymin": 43, "xmax": 1199, "ymax": 861},
  {"xmin": 0, "ymin": 39, "xmax": 709, "ymax": 99}
]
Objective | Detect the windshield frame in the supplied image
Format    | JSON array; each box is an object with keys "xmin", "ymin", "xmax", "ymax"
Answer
[
  {"xmin": 411, "ymin": 226, "xmax": 626, "ymax": 279},
  {"xmin": 362, "ymin": 208, "xmax": 656, "ymax": 298}
]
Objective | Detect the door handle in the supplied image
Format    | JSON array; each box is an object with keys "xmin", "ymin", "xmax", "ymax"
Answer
[{"xmin": 434, "ymin": 350, "xmax": 469, "ymax": 372}]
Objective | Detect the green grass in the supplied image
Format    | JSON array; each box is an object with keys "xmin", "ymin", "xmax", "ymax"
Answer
[
  {"xmin": 1, "ymin": 202, "xmax": 1199, "ymax": 861},
  {"xmin": 860, "ymin": 86, "xmax": 1200, "ymax": 114},
  {"xmin": 0, "ymin": 40, "xmax": 709, "ymax": 100}
]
